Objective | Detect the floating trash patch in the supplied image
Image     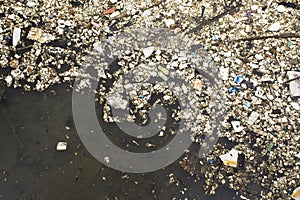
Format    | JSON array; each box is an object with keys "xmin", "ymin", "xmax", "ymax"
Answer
[{"xmin": 72, "ymin": 28, "xmax": 226, "ymax": 173}]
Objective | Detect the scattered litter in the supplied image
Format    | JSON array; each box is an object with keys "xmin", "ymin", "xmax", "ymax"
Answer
[
  {"xmin": 56, "ymin": 142, "xmax": 67, "ymax": 151},
  {"xmin": 268, "ymin": 22, "xmax": 281, "ymax": 32},
  {"xmin": 290, "ymin": 102, "xmax": 300, "ymax": 111},
  {"xmin": 27, "ymin": 27, "xmax": 55, "ymax": 43},
  {"xmin": 287, "ymin": 71, "xmax": 300, "ymax": 97},
  {"xmin": 220, "ymin": 67, "xmax": 229, "ymax": 80},
  {"xmin": 12, "ymin": 27, "xmax": 21, "ymax": 47},
  {"xmin": 103, "ymin": 8, "xmax": 116, "ymax": 15},
  {"xmin": 292, "ymin": 186, "xmax": 300, "ymax": 200},
  {"xmin": 234, "ymin": 75, "xmax": 244, "ymax": 84},
  {"xmin": 219, "ymin": 149, "xmax": 240, "ymax": 168},
  {"xmin": 247, "ymin": 111, "xmax": 259, "ymax": 125},
  {"xmin": 91, "ymin": 21, "xmax": 101, "ymax": 29},
  {"xmin": 277, "ymin": 5, "xmax": 286, "ymax": 12},
  {"xmin": 142, "ymin": 47, "xmax": 155, "ymax": 58},
  {"xmin": 231, "ymin": 121, "xmax": 244, "ymax": 132},
  {"xmin": 104, "ymin": 156, "xmax": 110, "ymax": 164},
  {"xmin": 164, "ymin": 18, "xmax": 175, "ymax": 28}
]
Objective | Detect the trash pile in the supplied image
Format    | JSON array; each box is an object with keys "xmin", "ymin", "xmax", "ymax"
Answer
[{"xmin": 0, "ymin": 0, "xmax": 300, "ymax": 199}]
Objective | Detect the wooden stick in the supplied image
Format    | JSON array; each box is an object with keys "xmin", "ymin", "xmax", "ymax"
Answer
[{"xmin": 235, "ymin": 33, "xmax": 300, "ymax": 42}]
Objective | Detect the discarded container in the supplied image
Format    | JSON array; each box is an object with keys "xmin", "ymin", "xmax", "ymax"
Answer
[
  {"xmin": 219, "ymin": 149, "xmax": 240, "ymax": 168},
  {"xmin": 56, "ymin": 142, "xmax": 67, "ymax": 151},
  {"xmin": 292, "ymin": 186, "xmax": 300, "ymax": 200}
]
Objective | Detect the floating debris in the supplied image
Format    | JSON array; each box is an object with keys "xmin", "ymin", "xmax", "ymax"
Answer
[
  {"xmin": 231, "ymin": 121, "xmax": 244, "ymax": 132},
  {"xmin": 247, "ymin": 111, "xmax": 259, "ymax": 125},
  {"xmin": 56, "ymin": 142, "xmax": 68, "ymax": 151},
  {"xmin": 27, "ymin": 27, "xmax": 55, "ymax": 43},
  {"xmin": 234, "ymin": 75, "xmax": 244, "ymax": 84},
  {"xmin": 104, "ymin": 156, "xmax": 110, "ymax": 164},
  {"xmin": 219, "ymin": 149, "xmax": 240, "ymax": 168},
  {"xmin": 103, "ymin": 7, "xmax": 116, "ymax": 15},
  {"xmin": 12, "ymin": 27, "xmax": 21, "ymax": 47},
  {"xmin": 268, "ymin": 22, "xmax": 281, "ymax": 32},
  {"xmin": 292, "ymin": 186, "xmax": 300, "ymax": 200},
  {"xmin": 142, "ymin": 47, "xmax": 155, "ymax": 58},
  {"xmin": 287, "ymin": 71, "xmax": 300, "ymax": 97}
]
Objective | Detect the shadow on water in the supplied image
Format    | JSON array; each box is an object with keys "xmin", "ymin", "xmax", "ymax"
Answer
[{"xmin": 0, "ymin": 83, "xmax": 239, "ymax": 199}]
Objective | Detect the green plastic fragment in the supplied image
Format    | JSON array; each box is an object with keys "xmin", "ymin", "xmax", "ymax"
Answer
[{"xmin": 267, "ymin": 142, "xmax": 274, "ymax": 151}]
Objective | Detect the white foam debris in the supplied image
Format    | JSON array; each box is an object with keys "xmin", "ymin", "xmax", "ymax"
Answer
[{"xmin": 12, "ymin": 27, "xmax": 21, "ymax": 47}]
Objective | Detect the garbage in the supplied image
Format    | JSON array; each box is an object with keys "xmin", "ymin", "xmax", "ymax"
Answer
[
  {"xmin": 290, "ymin": 102, "xmax": 300, "ymax": 111},
  {"xmin": 163, "ymin": 18, "xmax": 175, "ymax": 28},
  {"xmin": 292, "ymin": 186, "xmax": 300, "ymax": 200},
  {"xmin": 247, "ymin": 111, "xmax": 259, "ymax": 125},
  {"xmin": 142, "ymin": 47, "xmax": 155, "ymax": 58},
  {"xmin": 268, "ymin": 22, "xmax": 281, "ymax": 32},
  {"xmin": 219, "ymin": 149, "xmax": 240, "ymax": 168},
  {"xmin": 220, "ymin": 67, "xmax": 229, "ymax": 80},
  {"xmin": 277, "ymin": 5, "xmax": 286, "ymax": 12},
  {"xmin": 234, "ymin": 75, "xmax": 243, "ymax": 84},
  {"xmin": 27, "ymin": 27, "xmax": 55, "ymax": 43},
  {"xmin": 1, "ymin": 0, "xmax": 300, "ymax": 199},
  {"xmin": 267, "ymin": 142, "xmax": 274, "ymax": 152},
  {"xmin": 231, "ymin": 121, "xmax": 244, "ymax": 132},
  {"xmin": 91, "ymin": 21, "xmax": 101, "ymax": 29},
  {"xmin": 287, "ymin": 71, "xmax": 300, "ymax": 97},
  {"xmin": 104, "ymin": 156, "xmax": 110, "ymax": 164},
  {"xmin": 56, "ymin": 142, "xmax": 67, "ymax": 151},
  {"xmin": 103, "ymin": 7, "xmax": 116, "ymax": 15},
  {"xmin": 12, "ymin": 27, "xmax": 21, "ymax": 47}
]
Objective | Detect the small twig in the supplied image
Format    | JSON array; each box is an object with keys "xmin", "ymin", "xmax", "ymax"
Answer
[
  {"xmin": 16, "ymin": 45, "xmax": 33, "ymax": 51},
  {"xmin": 235, "ymin": 33, "xmax": 300, "ymax": 42},
  {"xmin": 283, "ymin": 76, "xmax": 300, "ymax": 84},
  {"xmin": 187, "ymin": 3, "xmax": 242, "ymax": 34}
]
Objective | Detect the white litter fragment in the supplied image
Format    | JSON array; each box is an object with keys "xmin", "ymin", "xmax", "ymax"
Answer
[
  {"xmin": 268, "ymin": 22, "xmax": 281, "ymax": 32},
  {"xmin": 223, "ymin": 51, "xmax": 232, "ymax": 57},
  {"xmin": 12, "ymin": 27, "xmax": 21, "ymax": 47},
  {"xmin": 5, "ymin": 75, "xmax": 13, "ymax": 84},
  {"xmin": 107, "ymin": 93, "xmax": 128, "ymax": 110},
  {"xmin": 287, "ymin": 71, "xmax": 300, "ymax": 97},
  {"xmin": 220, "ymin": 67, "xmax": 229, "ymax": 80},
  {"xmin": 290, "ymin": 102, "xmax": 300, "ymax": 111},
  {"xmin": 277, "ymin": 5, "xmax": 286, "ymax": 12},
  {"xmin": 247, "ymin": 111, "xmax": 259, "ymax": 125},
  {"xmin": 110, "ymin": 0, "xmax": 118, "ymax": 4},
  {"xmin": 292, "ymin": 186, "xmax": 300, "ymax": 200},
  {"xmin": 56, "ymin": 142, "xmax": 67, "ymax": 151},
  {"xmin": 231, "ymin": 121, "xmax": 244, "ymax": 132},
  {"xmin": 255, "ymin": 54, "xmax": 264, "ymax": 60},
  {"xmin": 26, "ymin": 1, "xmax": 36, "ymax": 7},
  {"xmin": 27, "ymin": 27, "xmax": 55, "ymax": 43},
  {"xmin": 110, "ymin": 11, "xmax": 120, "ymax": 18},
  {"xmin": 104, "ymin": 156, "xmax": 110, "ymax": 164},
  {"xmin": 219, "ymin": 148, "xmax": 240, "ymax": 168},
  {"xmin": 142, "ymin": 47, "xmax": 155, "ymax": 58},
  {"xmin": 164, "ymin": 18, "xmax": 175, "ymax": 27}
]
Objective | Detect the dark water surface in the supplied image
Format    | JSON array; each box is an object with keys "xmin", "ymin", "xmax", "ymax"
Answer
[{"xmin": 0, "ymin": 83, "xmax": 239, "ymax": 199}]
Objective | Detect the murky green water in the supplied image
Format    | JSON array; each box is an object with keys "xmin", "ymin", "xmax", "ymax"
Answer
[{"xmin": 0, "ymin": 83, "xmax": 239, "ymax": 199}]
